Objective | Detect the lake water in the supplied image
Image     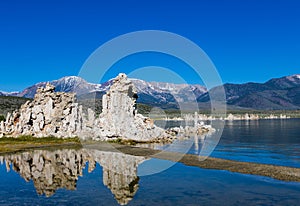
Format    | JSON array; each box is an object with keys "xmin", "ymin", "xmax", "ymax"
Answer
[
  {"xmin": 201, "ymin": 119, "xmax": 300, "ymax": 168},
  {"xmin": 0, "ymin": 119, "xmax": 300, "ymax": 205}
]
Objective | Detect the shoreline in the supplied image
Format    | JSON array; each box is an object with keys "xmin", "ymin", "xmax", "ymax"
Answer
[
  {"xmin": 158, "ymin": 117, "xmax": 300, "ymax": 121},
  {"xmin": 1, "ymin": 141, "xmax": 298, "ymax": 183}
]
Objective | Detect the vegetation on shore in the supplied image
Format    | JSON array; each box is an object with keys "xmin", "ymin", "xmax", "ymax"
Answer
[{"xmin": 0, "ymin": 135, "xmax": 81, "ymax": 153}]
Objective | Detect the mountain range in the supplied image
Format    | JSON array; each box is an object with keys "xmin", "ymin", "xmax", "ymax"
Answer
[
  {"xmin": 197, "ymin": 74, "xmax": 300, "ymax": 110},
  {"xmin": 1, "ymin": 74, "xmax": 300, "ymax": 110}
]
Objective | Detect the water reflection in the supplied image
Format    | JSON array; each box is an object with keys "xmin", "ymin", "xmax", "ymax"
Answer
[{"xmin": 0, "ymin": 148, "xmax": 145, "ymax": 205}]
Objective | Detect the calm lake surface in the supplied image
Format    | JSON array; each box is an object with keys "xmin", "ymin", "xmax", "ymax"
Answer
[
  {"xmin": 200, "ymin": 119, "xmax": 300, "ymax": 168},
  {"xmin": 0, "ymin": 119, "xmax": 300, "ymax": 205}
]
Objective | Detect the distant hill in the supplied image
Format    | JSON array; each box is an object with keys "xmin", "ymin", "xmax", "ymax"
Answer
[
  {"xmin": 197, "ymin": 74, "xmax": 300, "ymax": 110},
  {"xmin": 0, "ymin": 96, "xmax": 31, "ymax": 117}
]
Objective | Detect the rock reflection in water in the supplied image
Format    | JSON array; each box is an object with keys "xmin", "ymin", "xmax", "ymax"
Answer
[
  {"xmin": 98, "ymin": 151, "xmax": 144, "ymax": 205},
  {"xmin": 0, "ymin": 148, "xmax": 145, "ymax": 205}
]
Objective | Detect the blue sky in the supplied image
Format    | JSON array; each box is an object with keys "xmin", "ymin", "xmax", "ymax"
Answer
[{"xmin": 0, "ymin": 0, "xmax": 300, "ymax": 91}]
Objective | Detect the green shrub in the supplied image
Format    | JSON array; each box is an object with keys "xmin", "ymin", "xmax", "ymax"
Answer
[{"xmin": 0, "ymin": 115, "xmax": 5, "ymax": 122}]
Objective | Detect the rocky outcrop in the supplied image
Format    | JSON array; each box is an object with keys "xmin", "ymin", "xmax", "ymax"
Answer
[
  {"xmin": 0, "ymin": 73, "xmax": 178, "ymax": 141},
  {"xmin": 97, "ymin": 73, "xmax": 166, "ymax": 141},
  {"xmin": 0, "ymin": 83, "xmax": 84, "ymax": 138}
]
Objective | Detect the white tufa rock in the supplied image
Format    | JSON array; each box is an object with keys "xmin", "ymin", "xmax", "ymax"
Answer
[
  {"xmin": 97, "ymin": 73, "xmax": 165, "ymax": 141},
  {"xmin": 0, "ymin": 74, "xmax": 176, "ymax": 141},
  {"xmin": 0, "ymin": 83, "xmax": 83, "ymax": 138}
]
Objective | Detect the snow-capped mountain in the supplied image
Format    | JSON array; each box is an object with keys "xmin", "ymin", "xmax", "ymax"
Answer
[
  {"xmin": 0, "ymin": 91, "xmax": 19, "ymax": 96},
  {"xmin": 14, "ymin": 76, "xmax": 110, "ymax": 98},
  {"xmin": 131, "ymin": 79, "xmax": 207, "ymax": 104},
  {"xmin": 0, "ymin": 76, "xmax": 207, "ymax": 107},
  {"xmin": 3, "ymin": 74, "xmax": 299, "ymax": 110}
]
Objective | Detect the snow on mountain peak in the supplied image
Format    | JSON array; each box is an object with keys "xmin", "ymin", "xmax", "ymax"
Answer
[
  {"xmin": 58, "ymin": 76, "xmax": 86, "ymax": 83},
  {"xmin": 286, "ymin": 74, "xmax": 300, "ymax": 82},
  {"xmin": 1, "ymin": 75, "xmax": 207, "ymax": 102}
]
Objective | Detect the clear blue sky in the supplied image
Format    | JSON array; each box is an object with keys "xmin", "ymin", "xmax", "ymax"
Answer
[{"xmin": 0, "ymin": 0, "xmax": 300, "ymax": 91}]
